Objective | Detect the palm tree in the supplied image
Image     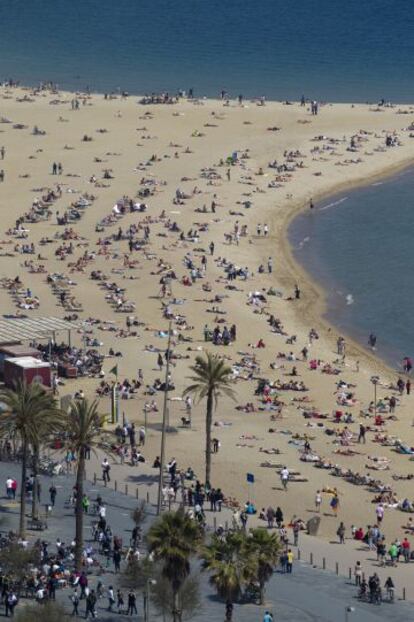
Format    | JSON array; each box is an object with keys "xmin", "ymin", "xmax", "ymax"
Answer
[
  {"xmin": 201, "ymin": 530, "xmax": 249, "ymax": 621},
  {"xmin": 245, "ymin": 529, "xmax": 280, "ymax": 604},
  {"xmin": 0, "ymin": 381, "xmax": 61, "ymax": 537},
  {"xmin": 64, "ymin": 398, "xmax": 106, "ymax": 571},
  {"xmin": 147, "ymin": 509, "xmax": 202, "ymax": 622},
  {"xmin": 184, "ymin": 352, "xmax": 235, "ymax": 483}
]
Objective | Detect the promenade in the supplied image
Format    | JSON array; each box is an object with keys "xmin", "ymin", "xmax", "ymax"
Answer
[{"xmin": 0, "ymin": 456, "xmax": 411, "ymax": 620}]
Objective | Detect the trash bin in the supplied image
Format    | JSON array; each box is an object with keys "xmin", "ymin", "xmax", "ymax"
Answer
[{"xmin": 307, "ymin": 516, "xmax": 321, "ymax": 536}]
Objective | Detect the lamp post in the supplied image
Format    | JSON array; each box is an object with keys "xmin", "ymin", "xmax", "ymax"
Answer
[
  {"xmin": 370, "ymin": 375, "xmax": 379, "ymax": 419},
  {"xmin": 144, "ymin": 578, "xmax": 157, "ymax": 622},
  {"xmin": 157, "ymin": 321, "xmax": 172, "ymax": 515}
]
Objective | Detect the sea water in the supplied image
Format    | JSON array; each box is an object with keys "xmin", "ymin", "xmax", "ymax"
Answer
[
  {"xmin": 0, "ymin": 0, "xmax": 413, "ymax": 102},
  {"xmin": 288, "ymin": 167, "xmax": 414, "ymax": 369}
]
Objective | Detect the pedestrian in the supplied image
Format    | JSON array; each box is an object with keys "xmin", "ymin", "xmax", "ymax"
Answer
[
  {"xmin": 286, "ymin": 549, "xmax": 294, "ymax": 573},
  {"xmin": 402, "ymin": 537, "xmax": 411, "ymax": 562},
  {"xmin": 52, "ymin": 162, "xmax": 57, "ymax": 175},
  {"xmin": 49, "ymin": 483, "xmax": 57, "ymax": 506},
  {"xmin": 85, "ymin": 590, "xmax": 97, "ymax": 619},
  {"xmin": 330, "ymin": 493, "xmax": 339, "ymax": 516},
  {"xmin": 293, "ymin": 521, "xmax": 300, "ymax": 546},
  {"xmin": 79, "ymin": 572, "xmax": 88, "ymax": 599},
  {"xmin": 263, "ymin": 611, "xmax": 273, "ymax": 622},
  {"xmin": 127, "ymin": 590, "xmax": 138, "ymax": 615},
  {"xmin": 107, "ymin": 586, "xmax": 115, "ymax": 612},
  {"xmin": 375, "ymin": 503, "xmax": 384, "ymax": 524},
  {"xmin": 139, "ymin": 426, "xmax": 146, "ymax": 446},
  {"xmin": 6, "ymin": 591, "xmax": 17, "ymax": 617},
  {"xmin": 315, "ymin": 490, "xmax": 322, "ymax": 512},
  {"xmin": 113, "ymin": 549, "xmax": 122, "ymax": 573},
  {"xmin": 102, "ymin": 458, "xmax": 111, "ymax": 483},
  {"xmin": 358, "ymin": 424, "xmax": 366, "ymax": 444},
  {"xmin": 407, "ymin": 380, "xmax": 411, "ymax": 395},
  {"xmin": 337, "ymin": 521, "xmax": 346, "ymax": 544},
  {"xmin": 82, "ymin": 494, "xmax": 90, "ymax": 514},
  {"xmin": 117, "ymin": 589, "xmax": 124, "ymax": 614},
  {"xmin": 354, "ymin": 561, "xmax": 362, "ymax": 586},
  {"xmin": 71, "ymin": 589, "xmax": 80, "ymax": 616},
  {"xmin": 280, "ymin": 466, "xmax": 289, "ymax": 491},
  {"xmin": 0, "ymin": 146, "xmax": 5, "ymax": 160},
  {"xmin": 267, "ymin": 257, "xmax": 273, "ymax": 273}
]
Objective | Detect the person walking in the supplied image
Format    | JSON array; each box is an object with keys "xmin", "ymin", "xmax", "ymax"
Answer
[
  {"xmin": 107, "ymin": 586, "xmax": 115, "ymax": 612},
  {"xmin": 280, "ymin": 467, "xmax": 289, "ymax": 491},
  {"xmin": 358, "ymin": 424, "xmax": 366, "ymax": 444},
  {"xmin": 117, "ymin": 589, "xmax": 124, "ymax": 614},
  {"xmin": 337, "ymin": 521, "xmax": 346, "ymax": 544},
  {"xmin": 286, "ymin": 549, "xmax": 294, "ymax": 573},
  {"xmin": 113, "ymin": 549, "xmax": 122, "ymax": 574},
  {"xmin": 354, "ymin": 561, "xmax": 362, "ymax": 586},
  {"xmin": 102, "ymin": 458, "xmax": 111, "ymax": 483},
  {"xmin": 292, "ymin": 521, "xmax": 300, "ymax": 546},
  {"xmin": 315, "ymin": 490, "xmax": 322, "ymax": 512},
  {"xmin": 330, "ymin": 492, "xmax": 339, "ymax": 516},
  {"xmin": 127, "ymin": 590, "xmax": 138, "ymax": 615},
  {"xmin": 85, "ymin": 590, "xmax": 97, "ymax": 619},
  {"xmin": 49, "ymin": 483, "xmax": 57, "ymax": 506},
  {"xmin": 71, "ymin": 589, "xmax": 80, "ymax": 616}
]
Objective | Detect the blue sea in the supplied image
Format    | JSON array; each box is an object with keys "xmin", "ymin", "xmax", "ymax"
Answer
[
  {"xmin": 289, "ymin": 167, "xmax": 414, "ymax": 369},
  {"xmin": 0, "ymin": 0, "xmax": 414, "ymax": 103}
]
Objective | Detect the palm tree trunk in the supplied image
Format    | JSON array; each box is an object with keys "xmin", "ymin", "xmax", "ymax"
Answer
[
  {"xmin": 74, "ymin": 448, "xmax": 85, "ymax": 571},
  {"xmin": 172, "ymin": 589, "xmax": 180, "ymax": 622},
  {"xmin": 259, "ymin": 583, "xmax": 265, "ymax": 605},
  {"xmin": 19, "ymin": 437, "xmax": 28, "ymax": 537},
  {"xmin": 205, "ymin": 391, "xmax": 213, "ymax": 484},
  {"xmin": 31, "ymin": 445, "xmax": 39, "ymax": 520}
]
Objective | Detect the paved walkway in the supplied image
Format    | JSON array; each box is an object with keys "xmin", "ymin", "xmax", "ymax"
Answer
[{"xmin": 0, "ymin": 458, "xmax": 413, "ymax": 621}]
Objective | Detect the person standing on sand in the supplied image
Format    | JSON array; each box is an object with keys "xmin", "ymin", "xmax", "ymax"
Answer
[
  {"xmin": 315, "ymin": 490, "xmax": 322, "ymax": 512},
  {"xmin": 0, "ymin": 146, "xmax": 5, "ymax": 160},
  {"xmin": 406, "ymin": 379, "xmax": 411, "ymax": 395},
  {"xmin": 337, "ymin": 521, "xmax": 345, "ymax": 544},
  {"xmin": 330, "ymin": 493, "xmax": 339, "ymax": 516},
  {"xmin": 280, "ymin": 467, "xmax": 289, "ymax": 491},
  {"xmin": 358, "ymin": 424, "xmax": 366, "ymax": 444}
]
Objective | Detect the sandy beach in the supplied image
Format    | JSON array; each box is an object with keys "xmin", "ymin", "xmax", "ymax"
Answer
[{"xmin": 2, "ymin": 85, "xmax": 414, "ymax": 577}]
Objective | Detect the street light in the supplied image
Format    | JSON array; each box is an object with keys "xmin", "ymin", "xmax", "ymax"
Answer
[
  {"xmin": 144, "ymin": 578, "xmax": 157, "ymax": 622},
  {"xmin": 370, "ymin": 375, "xmax": 380, "ymax": 419},
  {"xmin": 345, "ymin": 606, "xmax": 355, "ymax": 622}
]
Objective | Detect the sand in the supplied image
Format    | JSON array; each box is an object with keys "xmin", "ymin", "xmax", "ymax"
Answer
[{"xmin": 1, "ymin": 85, "xmax": 414, "ymax": 575}]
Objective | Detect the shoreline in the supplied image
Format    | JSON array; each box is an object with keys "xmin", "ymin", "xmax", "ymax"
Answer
[{"xmin": 278, "ymin": 158, "xmax": 414, "ymax": 383}]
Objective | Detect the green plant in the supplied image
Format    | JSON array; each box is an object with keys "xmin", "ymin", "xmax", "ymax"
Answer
[{"xmin": 184, "ymin": 352, "xmax": 235, "ymax": 483}]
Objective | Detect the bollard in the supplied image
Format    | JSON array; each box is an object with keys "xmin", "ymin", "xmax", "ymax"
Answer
[
  {"xmin": 114, "ymin": 480, "xmax": 118, "ymax": 492},
  {"xmin": 310, "ymin": 552, "xmax": 313, "ymax": 566},
  {"xmin": 146, "ymin": 491, "xmax": 150, "ymax": 503},
  {"xmin": 335, "ymin": 562, "xmax": 339, "ymax": 575},
  {"xmin": 403, "ymin": 587, "xmax": 406, "ymax": 601},
  {"xmin": 348, "ymin": 567, "xmax": 352, "ymax": 580},
  {"xmin": 225, "ymin": 520, "xmax": 229, "ymax": 531},
  {"xmin": 93, "ymin": 473, "xmax": 97, "ymax": 485},
  {"xmin": 297, "ymin": 549, "xmax": 301, "ymax": 561},
  {"xmin": 213, "ymin": 517, "xmax": 217, "ymax": 530},
  {"xmin": 136, "ymin": 488, "xmax": 139, "ymax": 499},
  {"xmin": 125, "ymin": 484, "xmax": 128, "ymax": 496},
  {"xmin": 323, "ymin": 557, "xmax": 326, "ymax": 570}
]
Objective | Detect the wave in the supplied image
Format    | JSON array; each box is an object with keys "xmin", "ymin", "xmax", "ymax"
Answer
[{"xmin": 319, "ymin": 196, "xmax": 348, "ymax": 211}]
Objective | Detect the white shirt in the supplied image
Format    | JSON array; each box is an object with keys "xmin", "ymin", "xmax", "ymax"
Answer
[
  {"xmin": 6, "ymin": 478, "xmax": 13, "ymax": 489},
  {"xmin": 281, "ymin": 468, "xmax": 289, "ymax": 480}
]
